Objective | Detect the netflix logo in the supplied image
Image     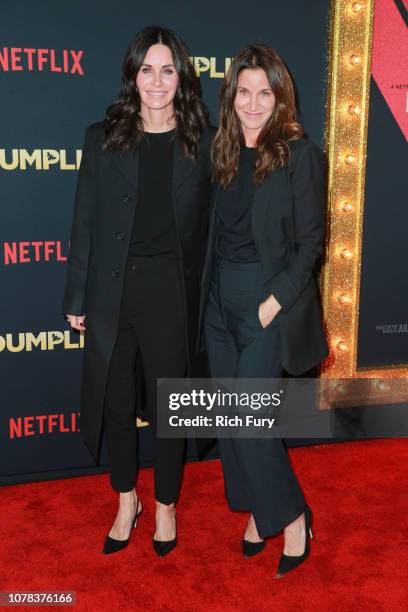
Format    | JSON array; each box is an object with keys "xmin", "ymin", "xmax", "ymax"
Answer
[
  {"xmin": 0, "ymin": 47, "xmax": 84, "ymax": 75},
  {"xmin": 9, "ymin": 412, "xmax": 80, "ymax": 439},
  {"xmin": 3, "ymin": 241, "xmax": 69, "ymax": 265}
]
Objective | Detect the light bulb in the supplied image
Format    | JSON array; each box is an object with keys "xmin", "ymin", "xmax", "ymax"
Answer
[
  {"xmin": 341, "ymin": 201, "xmax": 354, "ymax": 212},
  {"xmin": 349, "ymin": 54, "xmax": 361, "ymax": 66},
  {"xmin": 340, "ymin": 248, "xmax": 353, "ymax": 259},
  {"xmin": 348, "ymin": 103, "xmax": 361, "ymax": 116},
  {"xmin": 338, "ymin": 293, "xmax": 352, "ymax": 304},
  {"xmin": 351, "ymin": 2, "xmax": 363, "ymax": 13},
  {"xmin": 337, "ymin": 341, "xmax": 348, "ymax": 351}
]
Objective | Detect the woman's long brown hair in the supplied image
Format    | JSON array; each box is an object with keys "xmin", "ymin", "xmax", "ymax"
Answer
[{"xmin": 212, "ymin": 43, "xmax": 304, "ymax": 188}]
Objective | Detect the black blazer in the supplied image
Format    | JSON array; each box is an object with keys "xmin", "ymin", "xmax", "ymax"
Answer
[{"xmin": 198, "ymin": 137, "xmax": 329, "ymax": 375}]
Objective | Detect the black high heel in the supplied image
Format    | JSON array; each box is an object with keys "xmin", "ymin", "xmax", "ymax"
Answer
[
  {"xmin": 102, "ymin": 499, "xmax": 143, "ymax": 555},
  {"xmin": 153, "ymin": 508, "xmax": 177, "ymax": 557},
  {"xmin": 242, "ymin": 538, "xmax": 266, "ymax": 558},
  {"xmin": 242, "ymin": 514, "xmax": 265, "ymax": 558},
  {"xmin": 275, "ymin": 505, "xmax": 314, "ymax": 577}
]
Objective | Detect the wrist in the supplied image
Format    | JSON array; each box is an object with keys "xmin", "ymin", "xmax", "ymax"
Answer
[{"xmin": 265, "ymin": 294, "xmax": 281, "ymax": 311}]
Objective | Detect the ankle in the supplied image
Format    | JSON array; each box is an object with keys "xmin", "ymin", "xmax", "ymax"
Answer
[
  {"xmin": 118, "ymin": 490, "xmax": 137, "ymax": 508},
  {"xmin": 156, "ymin": 501, "xmax": 175, "ymax": 512},
  {"xmin": 285, "ymin": 513, "xmax": 305, "ymax": 533}
]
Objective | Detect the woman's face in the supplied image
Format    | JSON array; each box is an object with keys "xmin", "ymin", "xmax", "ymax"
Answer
[
  {"xmin": 136, "ymin": 43, "xmax": 179, "ymax": 112},
  {"xmin": 234, "ymin": 68, "xmax": 276, "ymax": 134}
]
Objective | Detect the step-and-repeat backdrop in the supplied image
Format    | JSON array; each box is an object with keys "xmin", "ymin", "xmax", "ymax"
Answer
[{"xmin": 4, "ymin": 0, "xmax": 404, "ymax": 485}]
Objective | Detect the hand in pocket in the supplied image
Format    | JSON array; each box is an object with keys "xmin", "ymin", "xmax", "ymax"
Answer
[{"xmin": 258, "ymin": 294, "xmax": 281, "ymax": 329}]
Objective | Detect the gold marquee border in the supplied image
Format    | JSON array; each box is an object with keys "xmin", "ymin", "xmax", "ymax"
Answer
[{"xmin": 319, "ymin": 0, "xmax": 408, "ymax": 409}]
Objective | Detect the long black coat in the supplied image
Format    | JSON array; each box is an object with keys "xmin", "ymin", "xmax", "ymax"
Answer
[
  {"xmin": 198, "ymin": 137, "xmax": 329, "ymax": 375},
  {"xmin": 63, "ymin": 122, "xmax": 213, "ymax": 463}
]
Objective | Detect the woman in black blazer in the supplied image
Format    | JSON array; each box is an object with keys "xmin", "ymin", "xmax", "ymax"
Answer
[
  {"xmin": 201, "ymin": 43, "xmax": 328, "ymax": 576},
  {"xmin": 63, "ymin": 26, "xmax": 212, "ymax": 556}
]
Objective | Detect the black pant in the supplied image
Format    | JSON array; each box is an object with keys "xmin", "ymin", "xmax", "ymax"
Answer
[
  {"xmin": 204, "ymin": 257, "xmax": 306, "ymax": 537},
  {"xmin": 103, "ymin": 255, "xmax": 187, "ymax": 504}
]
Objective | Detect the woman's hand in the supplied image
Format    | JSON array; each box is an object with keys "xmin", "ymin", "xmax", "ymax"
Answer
[
  {"xmin": 66, "ymin": 314, "xmax": 86, "ymax": 331},
  {"xmin": 258, "ymin": 294, "xmax": 281, "ymax": 328}
]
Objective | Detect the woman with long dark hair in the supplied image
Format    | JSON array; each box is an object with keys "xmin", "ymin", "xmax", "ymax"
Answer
[
  {"xmin": 63, "ymin": 26, "xmax": 212, "ymax": 556},
  {"xmin": 200, "ymin": 43, "xmax": 328, "ymax": 576}
]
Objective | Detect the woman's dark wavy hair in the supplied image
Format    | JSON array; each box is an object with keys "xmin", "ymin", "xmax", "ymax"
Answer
[
  {"xmin": 212, "ymin": 43, "xmax": 304, "ymax": 188},
  {"xmin": 103, "ymin": 26, "xmax": 208, "ymax": 159}
]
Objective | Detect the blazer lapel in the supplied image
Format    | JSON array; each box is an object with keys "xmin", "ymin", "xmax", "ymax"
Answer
[
  {"xmin": 250, "ymin": 166, "xmax": 288, "ymax": 254},
  {"xmin": 250, "ymin": 179, "xmax": 271, "ymax": 253},
  {"xmin": 210, "ymin": 183, "xmax": 221, "ymax": 224}
]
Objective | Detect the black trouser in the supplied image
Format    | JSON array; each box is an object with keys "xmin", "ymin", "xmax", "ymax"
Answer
[
  {"xmin": 103, "ymin": 255, "xmax": 187, "ymax": 504},
  {"xmin": 204, "ymin": 257, "xmax": 306, "ymax": 538}
]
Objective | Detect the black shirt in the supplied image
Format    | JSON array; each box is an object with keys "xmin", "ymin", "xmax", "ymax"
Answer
[
  {"xmin": 128, "ymin": 129, "xmax": 179, "ymax": 258},
  {"xmin": 215, "ymin": 145, "xmax": 259, "ymax": 262}
]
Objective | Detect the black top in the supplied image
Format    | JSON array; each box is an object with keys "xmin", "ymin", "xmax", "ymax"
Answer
[
  {"xmin": 215, "ymin": 145, "xmax": 259, "ymax": 262},
  {"xmin": 128, "ymin": 129, "xmax": 179, "ymax": 258}
]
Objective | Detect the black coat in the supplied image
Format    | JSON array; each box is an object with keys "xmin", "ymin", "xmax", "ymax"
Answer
[
  {"xmin": 198, "ymin": 137, "xmax": 329, "ymax": 375},
  {"xmin": 63, "ymin": 121, "xmax": 213, "ymax": 462}
]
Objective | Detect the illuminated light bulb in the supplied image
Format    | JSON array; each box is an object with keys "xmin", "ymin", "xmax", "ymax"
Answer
[
  {"xmin": 348, "ymin": 103, "xmax": 361, "ymax": 116},
  {"xmin": 338, "ymin": 293, "xmax": 352, "ymax": 304},
  {"xmin": 340, "ymin": 248, "xmax": 353, "ymax": 259},
  {"xmin": 337, "ymin": 341, "xmax": 348, "ymax": 351},
  {"xmin": 344, "ymin": 153, "xmax": 356, "ymax": 165},
  {"xmin": 349, "ymin": 53, "xmax": 361, "ymax": 66},
  {"xmin": 372, "ymin": 380, "xmax": 391, "ymax": 392},
  {"xmin": 334, "ymin": 383, "xmax": 348, "ymax": 394},
  {"xmin": 351, "ymin": 1, "xmax": 363, "ymax": 13},
  {"xmin": 341, "ymin": 201, "xmax": 354, "ymax": 212}
]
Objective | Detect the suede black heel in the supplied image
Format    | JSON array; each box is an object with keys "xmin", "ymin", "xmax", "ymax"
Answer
[
  {"xmin": 242, "ymin": 538, "xmax": 266, "ymax": 558},
  {"xmin": 153, "ymin": 507, "xmax": 177, "ymax": 557},
  {"xmin": 102, "ymin": 499, "xmax": 143, "ymax": 555},
  {"xmin": 275, "ymin": 505, "xmax": 314, "ymax": 577},
  {"xmin": 152, "ymin": 537, "xmax": 177, "ymax": 557}
]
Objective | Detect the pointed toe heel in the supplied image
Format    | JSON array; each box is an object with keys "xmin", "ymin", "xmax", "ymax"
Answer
[
  {"xmin": 102, "ymin": 500, "xmax": 143, "ymax": 555},
  {"xmin": 241, "ymin": 539, "xmax": 265, "ymax": 558},
  {"xmin": 103, "ymin": 534, "xmax": 130, "ymax": 555},
  {"xmin": 275, "ymin": 505, "xmax": 314, "ymax": 577},
  {"xmin": 152, "ymin": 537, "xmax": 178, "ymax": 557},
  {"xmin": 153, "ymin": 506, "xmax": 177, "ymax": 557}
]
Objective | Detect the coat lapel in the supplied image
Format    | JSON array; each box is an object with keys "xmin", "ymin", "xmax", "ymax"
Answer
[
  {"xmin": 172, "ymin": 132, "xmax": 200, "ymax": 201},
  {"xmin": 201, "ymin": 183, "xmax": 221, "ymax": 286},
  {"xmin": 110, "ymin": 147, "xmax": 140, "ymax": 194},
  {"xmin": 109, "ymin": 132, "xmax": 199, "ymax": 201}
]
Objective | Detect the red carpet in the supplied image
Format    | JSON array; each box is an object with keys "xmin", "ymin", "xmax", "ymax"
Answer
[{"xmin": 1, "ymin": 439, "xmax": 407, "ymax": 612}]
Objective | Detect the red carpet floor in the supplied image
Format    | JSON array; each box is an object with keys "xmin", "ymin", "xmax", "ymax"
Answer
[{"xmin": 1, "ymin": 439, "xmax": 407, "ymax": 612}]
